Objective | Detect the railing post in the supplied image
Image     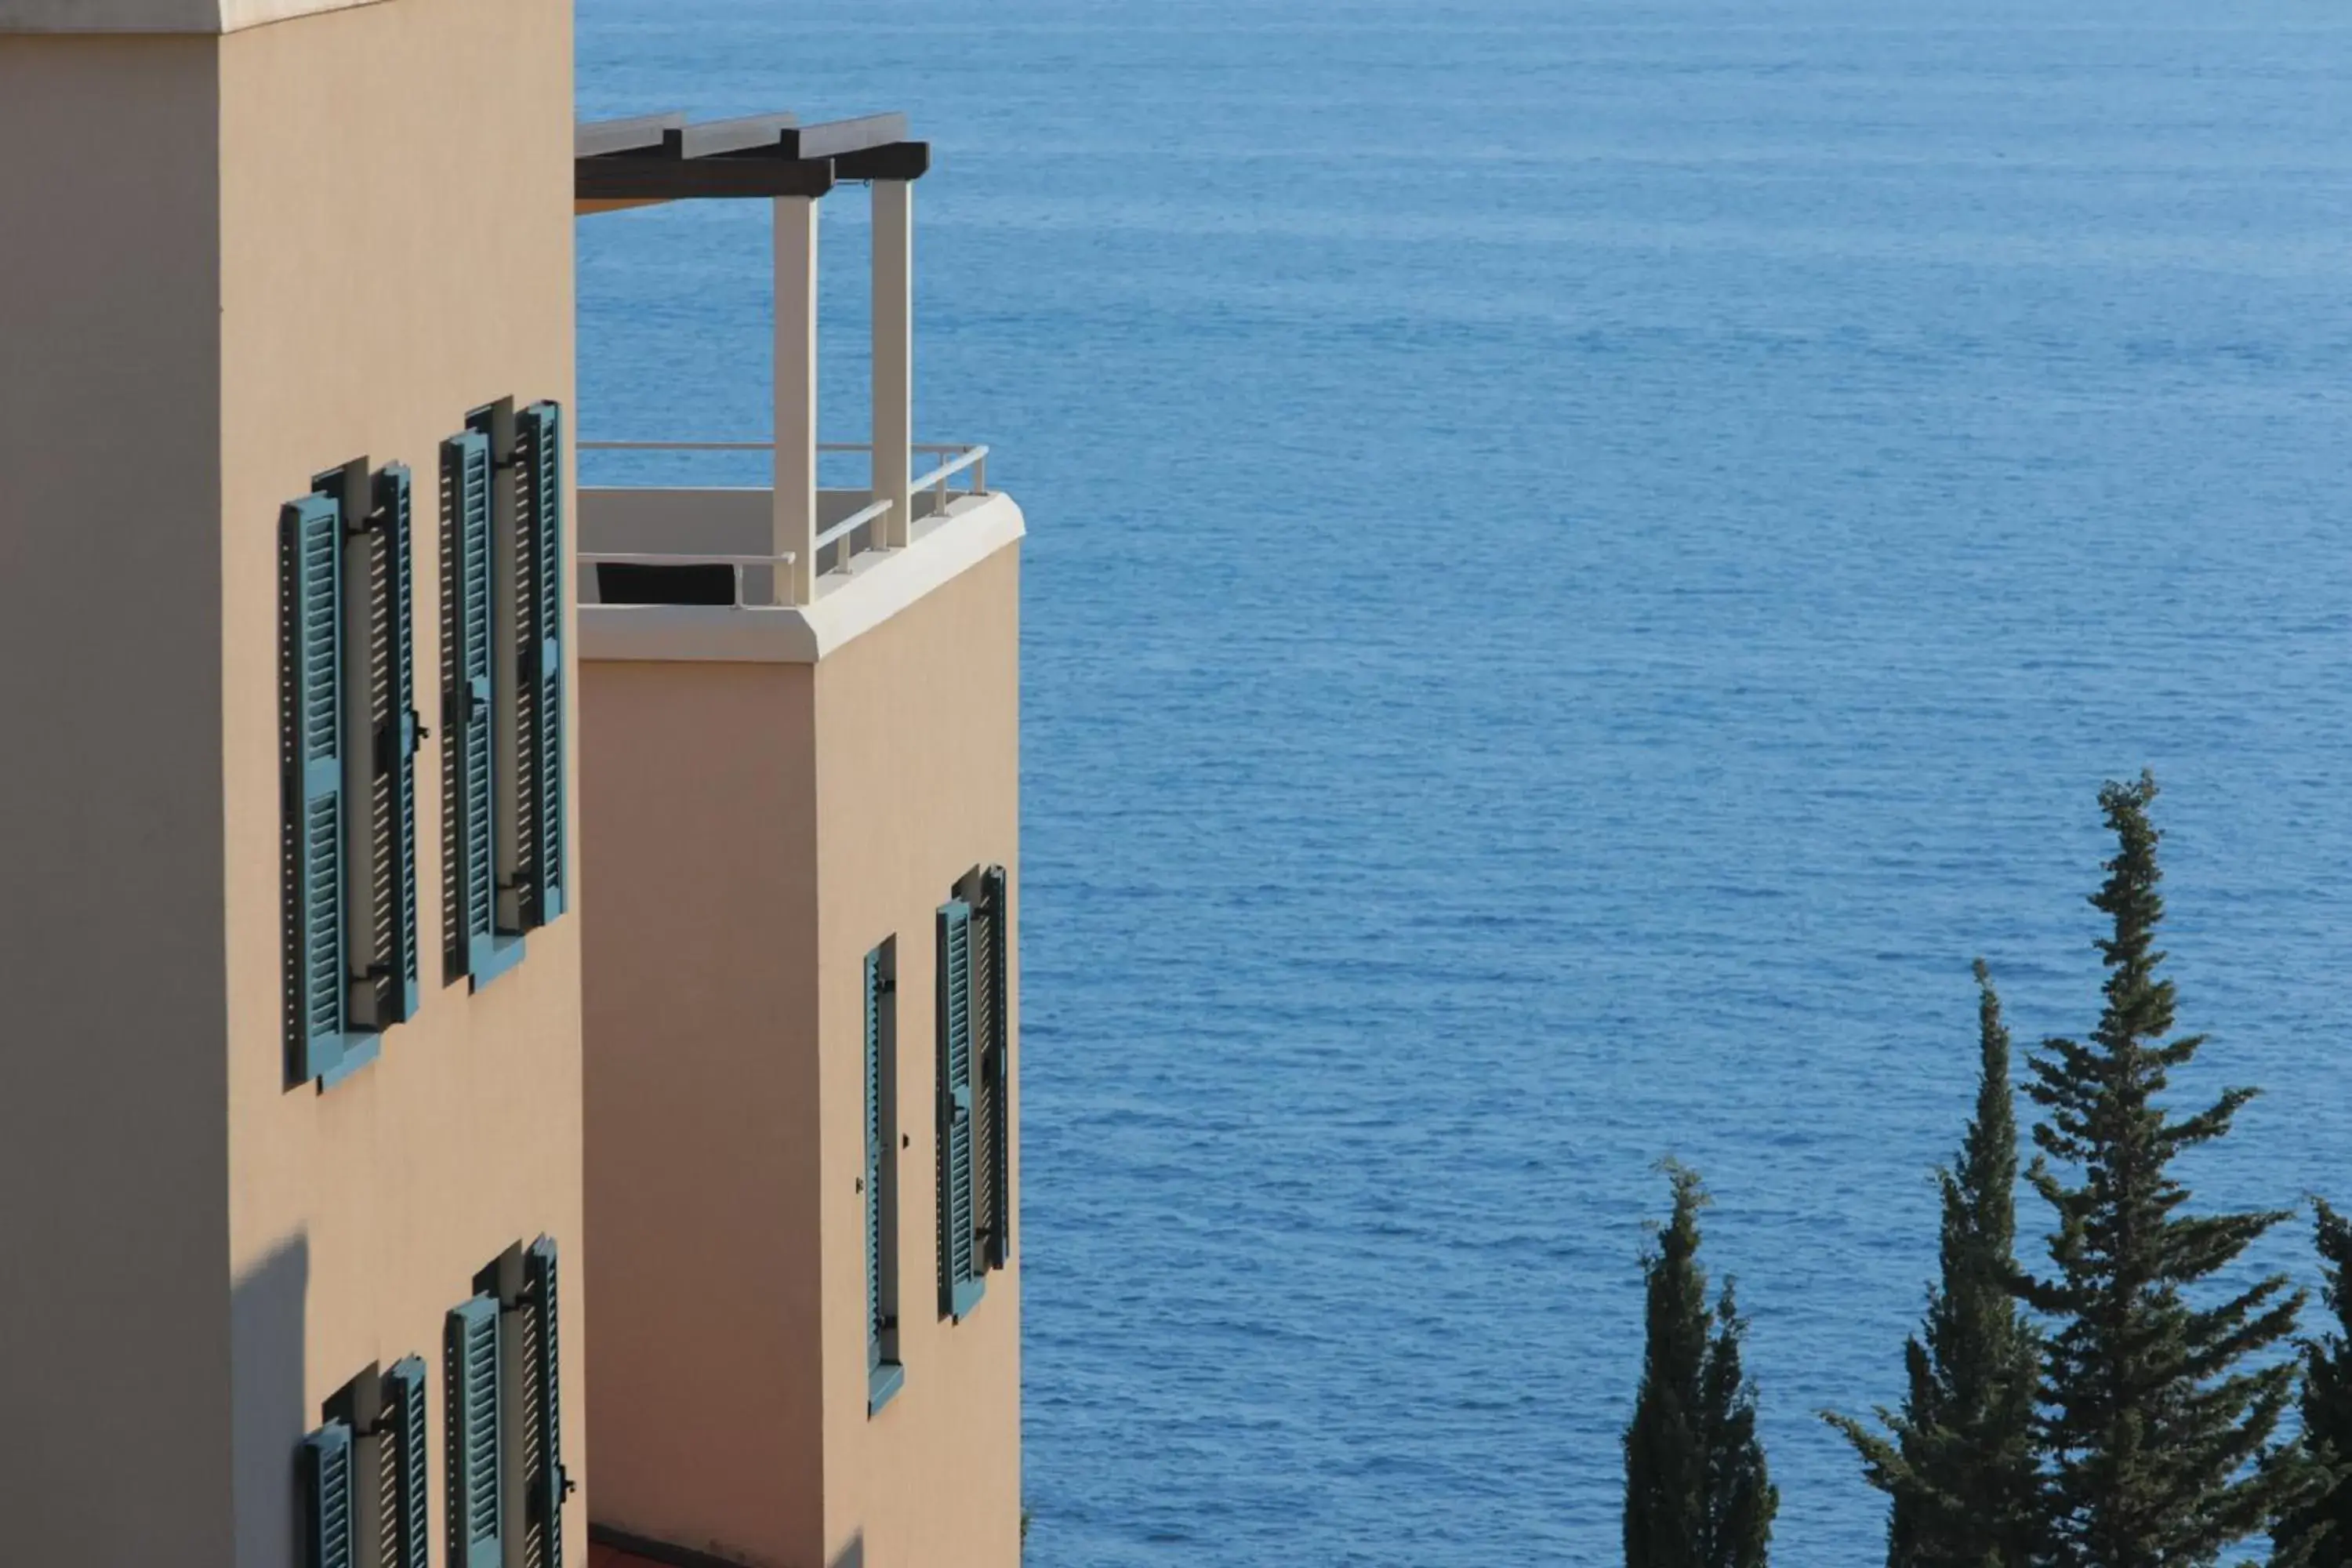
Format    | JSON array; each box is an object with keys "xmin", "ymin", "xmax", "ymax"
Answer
[
  {"xmin": 871, "ymin": 178, "xmax": 913, "ymax": 548},
  {"xmin": 775, "ymin": 194, "xmax": 818, "ymax": 605}
]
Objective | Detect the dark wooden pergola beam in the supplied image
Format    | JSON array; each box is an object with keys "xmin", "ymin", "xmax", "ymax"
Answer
[
  {"xmin": 768, "ymin": 113, "xmax": 909, "ymax": 162},
  {"xmin": 576, "ymin": 155, "xmax": 837, "ymax": 203},
  {"xmin": 666, "ymin": 112, "xmax": 800, "ymax": 159},
  {"xmin": 835, "ymin": 142, "xmax": 931, "ymax": 183},
  {"xmin": 574, "ymin": 111, "xmax": 687, "ymax": 159},
  {"xmin": 574, "ymin": 112, "xmax": 926, "ymax": 209}
]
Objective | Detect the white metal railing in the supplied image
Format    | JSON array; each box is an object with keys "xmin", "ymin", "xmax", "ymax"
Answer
[
  {"xmin": 814, "ymin": 495, "xmax": 894, "ymax": 562},
  {"xmin": 579, "ymin": 437, "xmax": 990, "ymax": 501},
  {"xmin": 579, "ymin": 438, "xmax": 991, "ymax": 602}
]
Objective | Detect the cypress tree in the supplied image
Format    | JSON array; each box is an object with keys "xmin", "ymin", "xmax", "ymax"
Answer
[
  {"xmin": 2019, "ymin": 772, "xmax": 2317, "ymax": 1566},
  {"xmin": 1827, "ymin": 959, "xmax": 2040, "ymax": 1568},
  {"xmin": 1626, "ymin": 1163, "xmax": 1777, "ymax": 1568},
  {"xmin": 2273, "ymin": 1202, "xmax": 2352, "ymax": 1564}
]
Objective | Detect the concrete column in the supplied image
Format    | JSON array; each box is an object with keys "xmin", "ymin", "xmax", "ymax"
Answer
[
  {"xmin": 870, "ymin": 178, "xmax": 913, "ymax": 549},
  {"xmin": 775, "ymin": 195, "xmax": 818, "ymax": 605}
]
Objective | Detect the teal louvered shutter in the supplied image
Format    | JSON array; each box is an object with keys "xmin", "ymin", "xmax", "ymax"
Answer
[
  {"xmin": 866, "ymin": 950, "xmax": 884, "ymax": 1374},
  {"xmin": 981, "ymin": 866, "xmax": 1012, "ymax": 1271},
  {"xmin": 516, "ymin": 401, "xmax": 567, "ymax": 928},
  {"xmin": 375, "ymin": 464, "xmax": 423, "ymax": 1022},
  {"xmin": 445, "ymin": 1295, "xmax": 503, "ymax": 1568},
  {"xmin": 285, "ymin": 495, "xmax": 347, "ymax": 1083},
  {"xmin": 443, "ymin": 434, "xmax": 505, "ymax": 985},
  {"xmin": 383, "ymin": 1356, "xmax": 429, "ymax": 1568},
  {"xmin": 299, "ymin": 1420, "xmax": 357, "ymax": 1568},
  {"xmin": 938, "ymin": 900, "xmax": 983, "ymax": 1319},
  {"xmin": 524, "ymin": 1236, "xmax": 569, "ymax": 1566}
]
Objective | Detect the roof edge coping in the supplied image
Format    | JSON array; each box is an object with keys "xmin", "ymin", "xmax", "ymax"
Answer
[{"xmin": 0, "ymin": 0, "xmax": 387, "ymax": 34}]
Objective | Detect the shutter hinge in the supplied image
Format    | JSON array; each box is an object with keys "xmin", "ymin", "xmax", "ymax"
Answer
[{"xmin": 372, "ymin": 714, "xmax": 428, "ymax": 771}]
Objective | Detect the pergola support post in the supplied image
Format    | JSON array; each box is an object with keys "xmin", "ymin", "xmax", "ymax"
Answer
[
  {"xmin": 871, "ymin": 178, "xmax": 913, "ymax": 549},
  {"xmin": 775, "ymin": 194, "xmax": 818, "ymax": 605}
]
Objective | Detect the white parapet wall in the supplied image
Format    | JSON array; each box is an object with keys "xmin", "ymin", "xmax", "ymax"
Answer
[{"xmin": 579, "ymin": 488, "xmax": 1025, "ymax": 665}]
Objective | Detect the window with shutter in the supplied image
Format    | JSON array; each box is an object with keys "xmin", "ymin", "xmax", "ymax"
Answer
[
  {"xmin": 937, "ymin": 900, "xmax": 984, "ymax": 1320},
  {"xmin": 372, "ymin": 465, "xmax": 423, "ymax": 1025},
  {"xmin": 299, "ymin": 1420, "xmax": 358, "ymax": 1568},
  {"xmin": 866, "ymin": 945, "xmax": 905, "ymax": 1411},
  {"xmin": 446, "ymin": 1295, "xmax": 503, "ymax": 1568},
  {"xmin": 979, "ymin": 866, "xmax": 1013, "ymax": 1272},
  {"xmin": 285, "ymin": 458, "xmax": 429, "ymax": 1087},
  {"xmin": 515, "ymin": 401, "xmax": 568, "ymax": 930},
  {"xmin": 284, "ymin": 494, "xmax": 356, "ymax": 1086},
  {"xmin": 523, "ymin": 1236, "xmax": 570, "ymax": 1566},
  {"xmin": 442, "ymin": 431, "xmax": 523, "ymax": 991},
  {"xmin": 383, "ymin": 1356, "xmax": 430, "ymax": 1568}
]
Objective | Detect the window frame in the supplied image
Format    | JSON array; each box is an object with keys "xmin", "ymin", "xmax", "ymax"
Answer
[
  {"xmin": 445, "ymin": 1293, "xmax": 505, "ymax": 1568},
  {"xmin": 866, "ymin": 939, "xmax": 905, "ymax": 1412},
  {"xmin": 978, "ymin": 865, "xmax": 1013, "ymax": 1272},
  {"xmin": 283, "ymin": 457, "xmax": 423, "ymax": 1091},
  {"xmin": 937, "ymin": 897, "xmax": 985, "ymax": 1322},
  {"xmin": 444, "ymin": 397, "xmax": 568, "ymax": 993},
  {"xmin": 298, "ymin": 1417, "xmax": 357, "ymax": 1568}
]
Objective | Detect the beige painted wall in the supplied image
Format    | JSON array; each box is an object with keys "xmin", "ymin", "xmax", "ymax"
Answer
[
  {"xmin": 581, "ymin": 537, "xmax": 1022, "ymax": 1568},
  {"xmin": 0, "ymin": 34, "xmax": 236, "ymax": 1567},
  {"xmin": 0, "ymin": 6, "xmax": 586, "ymax": 1563},
  {"xmin": 579, "ymin": 659, "xmax": 827, "ymax": 1566},
  {"xmin": 216, "ymin": 2, "xmax": 584, "ymax": 1565},
  {"xmin": 815, "ymin": 543, "xmax": 1023, "ymax": 1568}
]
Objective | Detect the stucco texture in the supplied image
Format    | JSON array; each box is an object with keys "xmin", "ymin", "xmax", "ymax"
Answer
[
  {"xmin": 216, "ymin": 0, "xmax": 586, "ymax": 1561},
  {"xmin": 0, "ymin": 31, "xmax": 234, "ymax": 1566},
  {"xmin": 581, "ymin": 539, "xmax": 1023, "ymax": 1568}
]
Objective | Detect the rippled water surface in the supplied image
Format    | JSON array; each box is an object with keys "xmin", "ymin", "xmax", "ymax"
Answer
[{"xmin": 578, "ymin": 3, "xmax": 2352, "ymax": 1560}]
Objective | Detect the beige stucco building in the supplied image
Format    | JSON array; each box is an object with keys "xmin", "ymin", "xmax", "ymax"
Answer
[
  {"xmin": 0, "ymin": 5, "xmax": 1022, "ymax": 1568},
  {"xmin": 572, "ymin": 110, "xmax": 1025, "ymax": 1568}
]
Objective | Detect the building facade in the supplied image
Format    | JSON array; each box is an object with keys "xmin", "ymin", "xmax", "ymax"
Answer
[
  {"xmin": 573, "ymin": 115, "xmax": 1025, "ymax": 1568},
  {"xmin": 0, "ymin": 2, "xmax": 583, "ymax": 1564},
  {"xmin": 0, "ymin": 5, "xmax": 1018, "ymax": 1568}
]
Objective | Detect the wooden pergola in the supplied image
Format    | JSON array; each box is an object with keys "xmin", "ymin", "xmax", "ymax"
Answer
[{"xmin": 573, "ymin": 112, "xmax": 933, "ymax": 606}]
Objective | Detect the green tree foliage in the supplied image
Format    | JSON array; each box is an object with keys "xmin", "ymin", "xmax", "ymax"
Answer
[
  {"xmin": 1626, "ymin": 1163, "xmax": 1777, "ymax": 1568},
  {"xmin": 1828, "ymin": 960, "xmax": 2041, "ymax": 1568},
  {"xmin": 2019, "ymin": 772, "xmax": 2317, "ymax": 1567},
  {"xmin": 2273, "ymin": 1203, "xmax": 2352, "ymax": 1565}
]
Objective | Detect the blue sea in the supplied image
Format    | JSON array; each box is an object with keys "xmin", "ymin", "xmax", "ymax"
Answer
[{"xmin": 576, "ymin": 3, "xmax": 2352, "ymax": 1562}]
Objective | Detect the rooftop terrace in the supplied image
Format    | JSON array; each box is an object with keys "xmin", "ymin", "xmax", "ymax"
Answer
[{"xmin": 571, "ymin": 111, "xmax": 1021, "ymax": 661}]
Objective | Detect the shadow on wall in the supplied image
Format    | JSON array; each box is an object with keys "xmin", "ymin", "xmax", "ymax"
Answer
[
  {"xmin": 585, "ymin": 1526, "xmax": 864, "ymax": 1568},
  {"xmin": 230, "ymin": 1235, "xmax": 310, "ymax": 1568}
]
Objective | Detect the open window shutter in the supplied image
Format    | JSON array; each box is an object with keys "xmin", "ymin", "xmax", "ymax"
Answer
[
  {"xmin": 866, "ymin": 950, "xmax": 885, "ymax": 1373},
  {"xmin": 374, "ymin": 464, "xmax": 423, "ymax": 1022},
  {"xmin": 516, "ymin": 401, "xmax": 567, "ymax": 928},
  {"xmin": 443, "ymin": 434, "xmax": 498, "ymax": 978},
  {"xmin": 446, "ymin": 1295, "xmax": 503, "ymax": 1568},
  {"xmin": 938, "ymin": 900, "xmax": 982, "ymax": 1319},
  {"xmin": 981, "ymin": 866, "xmax": 1012, "ymax": 1271},
  {"xmin": 383, "ymin": 1356, "xmax": 429, "ymax": 1568},
  {"xmin": 299, "ymin": 1421, "xmax": 357, "ymax": 1568},
  {"xmin": 285, "ymin": 495, "xmax": 346, "ymax": 1082},
  {"xmin": 524, "ymin": 1236, "xmax": 569, "ymax": 1567}
]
